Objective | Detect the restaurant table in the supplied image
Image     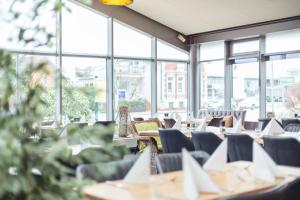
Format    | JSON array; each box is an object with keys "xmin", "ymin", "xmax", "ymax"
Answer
[{"xmin": 83, "ymin": 161, "xmax": 300, "ymax": 200}]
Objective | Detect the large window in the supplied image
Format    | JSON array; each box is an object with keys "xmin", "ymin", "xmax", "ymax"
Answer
[
  {"xmin": 232, "ymin": 62, "xmax": 259, "ymax": 121},
  {"xmin": 114, "ymin": 21, "xmax": 151, "ymax": 58},
  {"xmin": 200, "ymin": 61, "xmax": 225, "ymax": 110},
  {"xmin": 266, "ymin": 29, "xmax": 300, "ymax": 53},
  {"xmin": 114, "ymin": 60, "xmax": 151, "ymax": 118},
  {"xmin": 266, "ymin": 58, "xmax": 300, "ymax": 118},
  {"xmin": 62, "ymin": 57, "xmax": 106, "ymax": 122},
  {"xmin": 62, "ymin": 0, "xmax": 108, "ymax": 55},
  {"xmin": 157, "ymin": 62, "xmax": 188, "ymax": 118}
]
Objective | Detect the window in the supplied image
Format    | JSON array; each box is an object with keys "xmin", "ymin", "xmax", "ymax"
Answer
[
  {"xmin": 157, "ymin": 62, "xmax": 187, "ymax": 118},
  {"xmin": 266, "ymin": 58, "xmax": 300, "ymax": 118},
  {"xmin": 266, "ymin": 29, "xmax": 300, "ymax": 53},
  {"xmin": 114, "ymin": 59, "xmax": 151, "ymax": 118},
  {"xmin": 200, "ymin": 61, "xmax": 224, "ymax": 110},
  {"xmin": 232, "ymin": 40, "xmax": 259, "ymax": 54},
  {"xmin": 0, "ymin": 0, "xmax": 56, "ymax": 52},
  {"xmin": 62, "ymin": 0, "xmax": 108, "ymax": 55},
  {"xmin": 200, "ymin": 41, "xmax": 224, "ymax": 60},
  {"xmin": 114, "ymin": 21, "xmax": 151, "ymax": 58},
  {"xmin": 157, "ymin": 40, "xmax": 189, "ymax": 60},
  {"xmin": 232, "ymin": 62, "xmax": 259, "ymax": 121},
  {"xmin": 62, "ymin": 57, "xmax": 106, "ymax": 122},
  {"xmin": 18, "ymin": 55, "xmax": 57, "ymax": 120}
]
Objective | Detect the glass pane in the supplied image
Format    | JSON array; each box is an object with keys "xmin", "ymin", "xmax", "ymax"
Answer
[
  {"xmin": 266, "ymin": 58, "xmax": 300, "ymax": 118},
  {"xmin": 114, "ymin": 59, "xmax": 151, "ymax": 118},
  {"xmin": 232, "ymin": 62, "xmax": 259, "ymax": 121},
  {"xmin": 18, "ymin": 55, "xmax": 57, "ymax": 120},
  {"xmin": 232, "ymin": 40, "xmax": 259, "ymax": 54},
  {"xmin": 0, "ymin": 0, "xmax": 56, "ymax": 52},
  {"xmin": 62, "ymin": 57, "xmax": 106, "ymax": 122},
  {"xmin": 200, "ymin": 61, "xmax": 224, "ymax": 110},
  {"xmin": 157, "ymin": 40, "xmax": 189, "ymax": 60},
  {"xmin": 157, "ymin": 62, "xmax": 188, "ymax": 118},
  {"xmin": 114, "ymin": 22, "xmax": 151, "ymax": 58},
  {"xmin": 62, "ymin": 0, "xmax": 108, "ymax": 55},
  {"xmin": 266, "ymin": 29, "xmax": 300, "ymax": 53},
  {"xmin": 200, "ymin": 41, "xmax": 224, "ymax": 60}
]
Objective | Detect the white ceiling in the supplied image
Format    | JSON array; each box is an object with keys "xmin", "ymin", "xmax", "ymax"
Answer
[{"xmin": 128, "ymin": 0, "xmax": 300, "ymax": 35}]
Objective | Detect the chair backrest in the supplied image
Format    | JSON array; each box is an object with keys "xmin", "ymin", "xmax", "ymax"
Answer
[
  {"xmin": 284, "ymin": 123, "xmax": 300, "ymax": 132},
  {"xmin": 191, "ymin": 132, "xmax": 222, "ymax": 155},
  {"xmin": 94, "ymin": 121, "xmax": 115, "ymax": 127},
  {"xmin": 198, "ymin": 110, "xmax": 247, "ymax": 125},
  {"xmin": 156, "ymin": 151, "xmax": 209, "ymax": 173},
  {"xmin": 244, "ymin": 121, "xmax": 258, "ymax": 130},
  {"xmin": 158, "ymin": 129, "xmax": 195, "ymax": 153},
  {"xmin": 207, "ymin": 117, "xmax": 223, "ymax": 127},
  {"xmin": 133, "ymin": 117, "xmax": 144, "ymax": 121},
  {"xmin": 282, "ymin": 177, "xmax": 300, "ymax": 200},
  {"xmin": 76, "ymin": 158, "xmax": 136, "ymax": 182},
  {"xmin": 263, "ymin": 136, "xmax": 300, "ymax": 167},
  {"xmin": 226, "ymin": 134, "xmax": 253, "ymax": 162},
  {"xmin": 281, "ymin": 118, "xmax": 300, "ymax": 129},
  {"xmin": 163, "ymin": 118, "xmax": 176, "ymax": 128}
]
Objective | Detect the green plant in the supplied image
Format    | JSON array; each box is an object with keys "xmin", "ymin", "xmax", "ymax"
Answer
[{"xmin": 0, "ymin": 1, "xmax": 126, "ymax": 199}]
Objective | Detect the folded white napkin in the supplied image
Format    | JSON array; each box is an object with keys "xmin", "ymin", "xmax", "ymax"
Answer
[
  {"xmin": 232, "ymin": 116, "xmax": 238, "ymax": 126},
  {"xmin": 124, "ymin": 147, "xmax": 150, "ymax": 184},
  {"xmin": 195, "ymin": 120, "xmax": 206, "ymax": 131},
  {"xmin": 253, "ymin": 142, "xmax": 283, "ymax": 182},
  {"xmin": 232, "ymin": 119, "xmax": 244, "ymax": 133},
  {"xmin": 182, "ymin": 149, "xmax": 220, "ymax": 200},
  {"xmin": 262, "ymin": 118, "xmax": 284, "ymax": 136},
  {"xmin": 204, "ymin": 139, "xmax": 227, "ymax": 171},
  {"xmin": 172, "ymin": 119, "xmax": 182, "ymax": 130}
]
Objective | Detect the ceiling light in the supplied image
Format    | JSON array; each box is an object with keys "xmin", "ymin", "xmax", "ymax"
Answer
[{"xmin": 100, "ymin": 0, "xmax": 133, "ymax": 6}]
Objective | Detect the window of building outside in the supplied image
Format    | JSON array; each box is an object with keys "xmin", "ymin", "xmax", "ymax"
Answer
[
  {"xmin": 114, "ymin": 21, "xmax": 151, "ymax": 58},
  {"xmin": 18, "ymin": 55, "xmax": 57, "ymax": 121},
  {"xmin": 0, "ymin": 0, "xmax": 56, "ymax": 52},
  {"xmin": 62, "ymin": 57, "xmax": 107, "ymax": 123},
  {"xmin": 114, "ymin": 59, "xmax": 151, "ymax": 118},
  {"xmin": 157, "ymin": 62, "xmax": 188, "ymax": 119},
  {"xmin": 62, "ymin": 0, "xmax": 108, "ymax": 55},
  {"xmin": 266, "ymin": 58, "xmax": 300, "ymax": 118},
  {"xmin": 232, "ymin": 62, "xmax": 259, "ymax": 121}
]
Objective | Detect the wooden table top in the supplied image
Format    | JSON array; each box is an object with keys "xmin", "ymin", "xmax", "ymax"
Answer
[{"xmin": 83, "ymin": 161, "xmax": 299, "ymax": 200}]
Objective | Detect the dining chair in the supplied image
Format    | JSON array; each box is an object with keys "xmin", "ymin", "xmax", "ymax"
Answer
[
  {"xmin": 207, "ymin": 117, "xmax": 223, "ymax": 127},
  {"xmin": 281, "ymin": 177, "xmax": 300, "ymax": 200},
  {"xmin": 163, "ymin": 118, "xmax": 176, "ymax": 128},
  {"xmin": 244, "ymin": 121, "xmax": 258, "ymax": 130},
  {"xmin": 220, "ymin": 182, "xmax": 286, "ymax": 200},
  {"xmin": 191, "ymin": 132, "xmax": 222, "ymax": 155},
  {"xmin": 76, "ymin": 158, "xmax": 136, "ymax": 182},
  {"xmin": 263, "ymin": 136, "xmax": 300, "ymax": 167},
  {"xmin": 158, "ymin": 129, "xmax": 195, "ymax": 153},
  {"xmin": 281, "ymin": 118, "xmax": 300, "ymax": 129},
  {"xmin": 155, "ymin": 151, "xmax": 209, "ymax": 173},
  {"xmin": 226, "ymin": 134, "xmax": 253, "ymax": 162},
  {"xmin": 283, "ymin": 123, "xmax": 300, "ymax": 132}
]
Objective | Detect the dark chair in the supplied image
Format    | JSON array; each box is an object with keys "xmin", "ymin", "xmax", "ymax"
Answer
[
  {"xmin": 244, "ymin": 121, "xmax": 258, "ymax": 130},
  {"xmin": 76, "ymin": 158, "xmax": 136, "ymax": 182},
  {"xmin": 156, "ymin": 151, "xmax": 209, "ymax": 173},
  {"xmin": 226, "ymin": 134, "xmax": 253, "ymax": 162},
  {"xmin": 221, "ymin": 182, "xmax": 286, "ymax": 200},
  {"xmin": 94, "ymin": 121, "xmax": 115, "ymax": 127},
  {"xmin": 158, "ymin": 129, "xmax": 195, "ymax": 153},
  {"xmin": 263, "ymin": 136, "xmax": 300, "ymax": 167},
  {"xmin": 133, "ymin": 117, "xmax": 144, "ymax": 121},
  {"xmin": 284, "ymin": 123, "xmax": 300, "ymax": 132},
  {"xmin": 191, "ymin": 132, "xmax": 222, "ymax": 155},
  {"xmin": 281, "ymin": 118, "xmax": 300, "ymax": 129},
  {"xmin": 163, "ymin": 118, "xmax": 176, "ymax": 128},
  {"xmin": 208, "ymin": 117, "xmax": 223, "ymax": 127},
  {"xmin": 282, "ymin": 177, "xmax": 300, "ymax": 200}
]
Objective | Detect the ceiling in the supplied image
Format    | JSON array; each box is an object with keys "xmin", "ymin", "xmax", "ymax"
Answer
[{"xmin": 128, "ymin": 0, "xmax": 300, "ymax": 35}]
